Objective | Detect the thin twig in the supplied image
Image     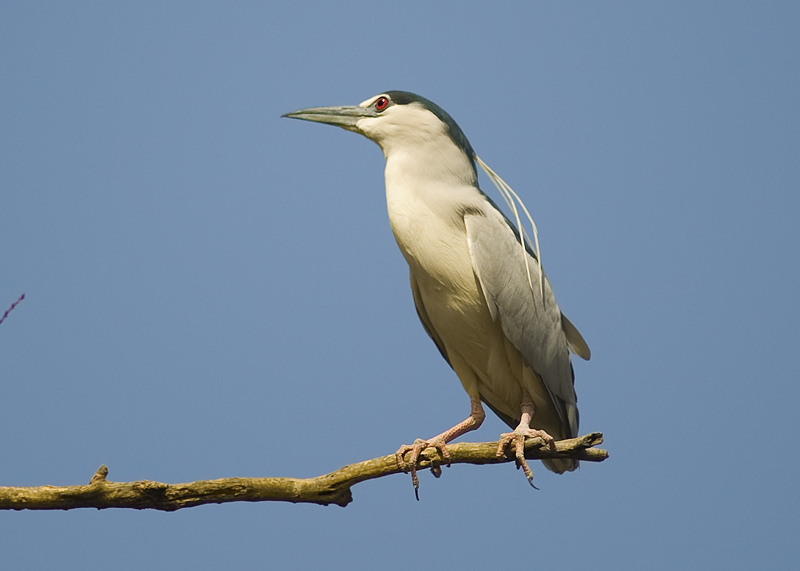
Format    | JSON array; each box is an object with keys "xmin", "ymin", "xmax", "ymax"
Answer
[{"xmin": 0, "ymin": 294, "xmax": 25, "ymax": 326}]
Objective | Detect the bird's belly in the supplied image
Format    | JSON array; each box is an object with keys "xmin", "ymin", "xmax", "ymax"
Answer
[
  {"xmin": 413, "ymin": 263, "xmax": 525, "ymax": 422},
  {"xmin": 389, "ymin": 210, "xmax": 525, "ymax": 417}
]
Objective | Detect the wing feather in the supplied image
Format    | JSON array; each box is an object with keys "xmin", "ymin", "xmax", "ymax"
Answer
[
  {"xmin": 561, "ymin": 312, "xmax": 591, "ymax": 361},
  {"xmin": 465, "ymin": 211, "xmax": 580, "ymax": 438}
]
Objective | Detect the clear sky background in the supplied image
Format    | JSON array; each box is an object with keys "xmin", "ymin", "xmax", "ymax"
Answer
[{"xmin": 2, "ymin": 2, "xmax": 798, "ymax": 569}]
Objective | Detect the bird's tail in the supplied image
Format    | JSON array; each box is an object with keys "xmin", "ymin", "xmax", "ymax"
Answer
[{"xmin": 542, "ymin": 458, "xmax": 579, "ymax": 473}]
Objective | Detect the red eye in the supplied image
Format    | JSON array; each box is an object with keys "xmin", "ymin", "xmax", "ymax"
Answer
[{"xmin": 374, "ymin": 96, "xmax": 389, "ymax": 111}]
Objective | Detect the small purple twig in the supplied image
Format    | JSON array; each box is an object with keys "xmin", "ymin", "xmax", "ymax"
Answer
[{"xmin": 0, "ymin": 293, "xmax": 25, "ymax": 326}]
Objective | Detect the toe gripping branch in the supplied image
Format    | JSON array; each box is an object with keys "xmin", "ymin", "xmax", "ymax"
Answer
[
  {"xmin": 495, "ymin": 428, "xmax": 557, "ymax": 489},
  {"xmin": 395, "ymin": 432, "xmax": 607, "ymax": 498},
  {"xmin": 396, "ymin": 437, "xmax": 451, "ymax": 500}
]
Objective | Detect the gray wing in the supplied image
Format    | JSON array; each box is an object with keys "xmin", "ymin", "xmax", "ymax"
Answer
[{"xmin": 465, "ymin": 211, "xmax": 587, "ymax": 438}]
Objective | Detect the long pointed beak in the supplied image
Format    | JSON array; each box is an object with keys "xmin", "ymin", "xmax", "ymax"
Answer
[{"xmin": 281, "ymin": 105, "xmax": 377, "ymax": 131}]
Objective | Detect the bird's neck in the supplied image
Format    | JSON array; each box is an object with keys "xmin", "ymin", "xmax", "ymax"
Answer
[
  {"xmin": 382, "ymin": 142, "xmax": 485, "ymax": 273},
  {"xmin": 382, "ymin": 139, "xmax": 476, "ymax": 189}
]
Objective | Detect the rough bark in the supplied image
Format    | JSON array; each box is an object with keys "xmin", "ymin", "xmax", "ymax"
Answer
[{"xmin": 0, "ymin": 432, "xmax": 607, "ymax": 511}]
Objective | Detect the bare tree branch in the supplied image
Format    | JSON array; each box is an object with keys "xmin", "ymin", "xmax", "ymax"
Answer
[{"xmin": 0, "ymin": 433, "xmax": 607, "ymax": 511}]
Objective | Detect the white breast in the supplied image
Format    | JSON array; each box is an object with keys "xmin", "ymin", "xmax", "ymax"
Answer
[{"xmin": 384, "ymin": 157, "xmax": 482, "ymax": 293}]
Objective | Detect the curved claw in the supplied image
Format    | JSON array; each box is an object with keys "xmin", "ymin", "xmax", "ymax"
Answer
[
  {"xmin": 496, "ymin": 427, "xmax": 555, "ymax": 489},
  {"xmin": 394, "ymin": 398, "xmax": 486, "ymax": 499},
  {"xmin": 395, "ymin": 437, "xmax": 450, "ymax": 499}
]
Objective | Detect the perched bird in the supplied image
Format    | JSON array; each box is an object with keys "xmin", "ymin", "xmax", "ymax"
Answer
[{"xmin": 283, "ymin": 91, "xmax": 590, "ymax": 495}]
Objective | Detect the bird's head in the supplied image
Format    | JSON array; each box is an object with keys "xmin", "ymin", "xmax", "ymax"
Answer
[{"xmin": 283, "ymin": 91, "xmax": 476, "ymax": 166}]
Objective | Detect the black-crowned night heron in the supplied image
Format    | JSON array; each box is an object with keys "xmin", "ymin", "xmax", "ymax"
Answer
[{"xmin": 283, "ymin": 91, "xmax": 590, "ymax": 496}]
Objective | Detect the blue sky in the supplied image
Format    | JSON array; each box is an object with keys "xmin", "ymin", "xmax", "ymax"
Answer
[{"xmin": 2, "ymin": 1, "xmax": 798, "ymax": 569}]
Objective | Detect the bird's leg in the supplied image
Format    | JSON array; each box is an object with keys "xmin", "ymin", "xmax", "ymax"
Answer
[
  {"xmin": 496, "ymin": 389, "xmax": 557, "ymax": 488},
  {"xmin": 396, "ymin": 396, "xmax": 485, "ymax": 497}
]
